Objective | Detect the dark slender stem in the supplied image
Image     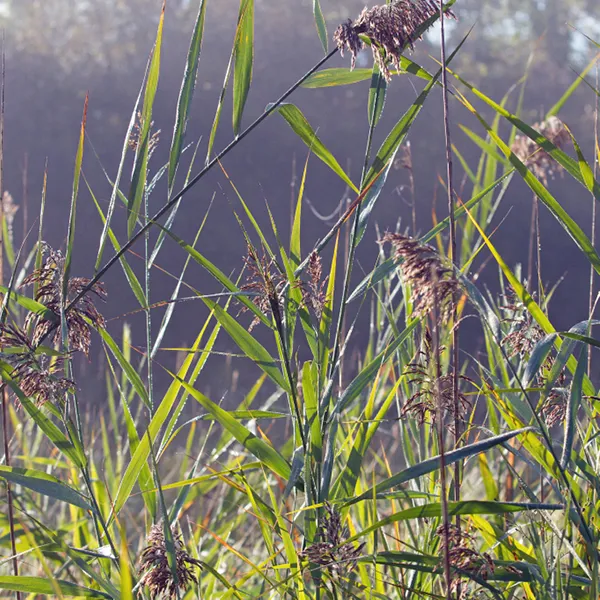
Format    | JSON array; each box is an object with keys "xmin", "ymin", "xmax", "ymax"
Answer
[
  {"xmin": 589, "ymin": 62, "xmax": 599, "ymax": 375},
  {"xmin": 0, "ymin": 33, "xmax": 19, "ymax": 600},
  {"xmin": 527, "ymin": 195, "xmax": 536, "ymax": 293},
  {"xmin": 64, "ymin": 48, "xmax": 338, "ymax": 318},
  {"xmin": 2, "ymin": 388, "xmax": 20, "ymax": 597},
  {"xmin": 439, "ymin": 0, "xmax": 460, "ymax": 511},
  {"xmin": 327, "ymin": 69, "xmax": 382, "ymax": 395},
  {"xmin": 431, "ymin": 305, "xmax": 452, "ymax": 600}
]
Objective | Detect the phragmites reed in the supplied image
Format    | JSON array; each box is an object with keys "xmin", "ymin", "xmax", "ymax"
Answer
[
  {"xmin": 138, "ymin": 522, "xmax": 202, "ymax": 599},
  {"xmin": 128, "ymin": 110, "xmax": 161, "ymax": 158},
  {"xmin": 299, "ymin": 251, "xmax": 328, "ymax": 320},
  {"xmin": 0, "ymin": 323, "xmax": 74, "ymax": 408},
  {"xmin": 299, "ymin": 502, "xmax": 365, "ymax": 578},
  {"xmin": 500, "ymin": 293, "xmax": 569, "ymax": 427},
  {"xmin": 510, "ymin": 116, "xmax": 570, "ymax": 185},
  {"xmin": 380, "ymin": 232, "xmax": 460, "ymax": 321},
  {"xmin": 436, "ymin": 524, "xmax": 495, "ymax": 598},
  {"xmin": 334, "ymin": 0, "xmax": 456, "ymax": 81},
  {"xmin": 240, "ymin": 244, "xmax": 286, "ymax": 331},
  {"xmin": 20, "ymin": 244, "xmax": 106, "ymax": 356},
  {"xmin": 402, "ymin": 329, "xmax": 470, "ymax": 427}
]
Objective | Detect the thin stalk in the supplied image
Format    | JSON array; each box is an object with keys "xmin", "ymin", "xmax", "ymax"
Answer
[
  {"xmin": 64, "ymin": 48, "xmax": 338, "ymax": 319},
  {"xmin": 431, "ymin": 300, "xmax": 452, "ymax": 600},
  {"xmin": 439, "ymin": 0, "xmax": 461, "ymax": 510},
  {"xmin": 2, "ymin": 387, "xmax": 20, "ymax": 598},
  {"xmin": 270, "ymin": 297, "xmax": 307, "ymax": 451},
  {"xmin": 527, "ymin": 195, "xmax": 536, "ymax": 293},
  {"xmin": 144, "ymin": 188, "xmax": 154, "ymax": 415},
  {"xmin": 327, "ymin": 70, "xmax": 382, "ymax": 402},
  {"xmin": 21, "ymin": 153, "xmax": 28, "ymax": 245},
  {"xmin": 0, "ymin": 36, "xmax": 19, "ymax": 599},
  {"xmin": 589, "ymin": 63, "xmax": 599, "ymax": 374}
]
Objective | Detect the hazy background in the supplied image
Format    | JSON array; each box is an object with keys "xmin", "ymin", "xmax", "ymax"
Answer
[{"xmin": 3, "ymin": 0, "xmax": 600, "ymax": 408}]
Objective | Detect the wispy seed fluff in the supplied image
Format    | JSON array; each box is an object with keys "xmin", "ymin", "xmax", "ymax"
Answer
[
  {"xmin": 334, "ymin": 1, "xmax": 456, "ymax": 81},
  {"xmin": 380, "ymin": 233, "xmax": 460, "ymax": 321},
  {"xmin": 510, "ymin": 116, "xmax": 570, "ymax": 185},
  {"xmin": 138, "ymin": 523, "xmax": 201, "ymax": 599}
]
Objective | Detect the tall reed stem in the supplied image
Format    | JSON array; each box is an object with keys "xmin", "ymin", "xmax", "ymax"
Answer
[
  {"xmin": 65, "ymin": 48, "xmax": 339, "ymax": 317},
  {"xmin": 589, "ymin": 63, "xmax": 599, "ymax": 374},
  {"xmin": 439, "ymin": 0, "xmax": 460, "ymax": 507},
  {"xmin": 431, "ymin": 300, "xmax": 452, "ymax": 599},
  {"xmin": 0, "ymin": 36, "xmax": 20, "ymax": 599}
]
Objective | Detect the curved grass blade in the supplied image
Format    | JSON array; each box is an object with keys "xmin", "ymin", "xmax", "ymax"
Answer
[
  {"xmin": 368, "ymin": 63, "xmax": 386, "ymax": 128},
  {"xmin": 547, "ymin": 52, "xmax": 599, "ymax": 117},
  {"xmin": 274, "ymin": 103, "xmax": 359, "ymax": 193},
  {"xmin": 456, "ymin": 90, "xmax": 600, "ymax": 276},
  {"xmin": 63, "ymin": 94, "xmax": 88, "ymax": 290},
  {"xmin": 302, "ymin": 68, "xmax": 375, "ymax": 88},
  {"xmin": 95, "ymin": 66, "xmax": 146, "ymax": 272},
  {"xmin": 127, "ymin": 2, "xmax": 165, "ymax": 237},
  {"xmin": 168, "ymin": 0, "xmax": 207, "ymax": 191},
  {"xmin": 346, "ymin": 428, "xmax": 533, "ymax": 506},
  {"xmin": 159, "ymin": 224, "xmax": 271, "ymax": 328},
  {"xmin": 0, "ymin": 364, "xmax": 84, "ymax": 467},
  {"xmin": 363, "ymin": 26, "xmax": 469, "ymax": 190},
  {"xmin": 313, "ymin": 0, "xmax": 328, "ymax": 53},
  {"xmin": 561, "ymin": 344, "xmax": 586, "ymax": 469},
  {"xmin": 447, "ymin": 66, "xmax": 600, "ymax": 200},
  {"xmin": 460, "ymin": 199, "xmax": 596, "ymax": 396},
  {"xmin": 201, "ymin": 296, "xmax": 290, "ymax": 393},
  {"xmin": 87, "ymin": 176, "xmax": 146, "ymax": 307},
  {"xmin": 0, "ymin": 285, "xmax": 58, "ymax": 323},
  {"xmin": 347, "ymin": 501, "xmax": 563, "ymax": 543},
  {"xmin": 233, "ymin": 0, "xmax": 254, "ymax": 137},
  {"xmin": 175, "ymin": 376, "xmax": 291, "ymax": 480},
  {"xmin": 302, "ymin": 57, "xmax": 433, "ymax": 88},
  {"xmin": 0, "ymin": 466, "xmax": 92, "ymax": 511},
  {"xmin": 0, "ymin": 576, "xmax": 110, "ymax": 598}
]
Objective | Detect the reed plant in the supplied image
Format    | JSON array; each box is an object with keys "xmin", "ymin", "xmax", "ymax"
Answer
[{"xmin": 1, "ymin": 1, "xmax": 600, "ymax": 598}]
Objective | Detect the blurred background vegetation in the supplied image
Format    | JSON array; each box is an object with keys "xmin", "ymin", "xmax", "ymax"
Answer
[{"xmin": 3, "ymin": 0, "xmax": 600, "ymax": 402}]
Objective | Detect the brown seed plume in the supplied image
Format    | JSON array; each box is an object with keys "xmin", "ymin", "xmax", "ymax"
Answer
[
  {"xmin": 299, "ymin": 502, "xmax": 365, "ymax": 577},
  {"xmin": 138, "ymin": 522, "xmax": 202, "ymax": 599},
  {"xmin": 510, "ymin": 116, "xmax": 570, "ymax": 185},
  {"xmin": 380, "ymin": 232, "xmax": 460, "ymax": 321},
  {"xmin": 334, "ymin": 1, "xmax": 456, "ymax": 81},
  {"xmin": 21, "ymin": 244, "xmax": 106, "ymax": 356}
]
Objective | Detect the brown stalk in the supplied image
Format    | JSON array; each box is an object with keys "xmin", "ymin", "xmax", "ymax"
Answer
[
  {"xmin": 439, "ymin": 1, "xmax": 461, "ymax": 587},
  {"xmin": 431, "ymin": 266, "xmax": 452, "ymax": 599},
  {"xmin": 589, "ymin": 62, "xmax": 599, "ymax": 374},
  {"xmin": 0, "ymin": 35, "xmax": 20, "ymax": 598}
]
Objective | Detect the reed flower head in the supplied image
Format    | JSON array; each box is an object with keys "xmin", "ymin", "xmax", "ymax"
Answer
[
  {"xmin": 510, "ymin": 116, "xmax": 570, "ymax": 185},
  {"xmin": 402, "ymin": 330, "xmax": 470, "ymax": 427},
  {"xmin": 128, "ymin": 110, "xmax": 161, "ymax": 158},
  {"xmin": 0, "ymin": 323, "xmax": 74, "ymax": 407},
  {"xmin": 541, "ymin": 384, "xmax": 568, "ymax": 428},
  {"xmin": 334, "ymin": 1, "xmax": 456, "ymax": 81},
  {"xmin": 21, "ymin": 244, "xmax": 106, "ymax": 356},
  {"xmin": 299, "ymin": 251, "xmax": 328, "ymax": 320},
  {"xmin": 138, "ymin": 522, "xmax": 202, "ymax": 599},
  {"xmin": 437, "ymin": 524, "xmax": 494, "ymax": 597},
  {"xmin": 240, "ymin": 244, "xmax": 286, "ymax": 331},
  {"xmin": 299, "ymin": 502, "xmax": 365, "ymax": 577},
  {"xmin": 380, "ymin": 232, "xmax": 460, "ymax": 321}
]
